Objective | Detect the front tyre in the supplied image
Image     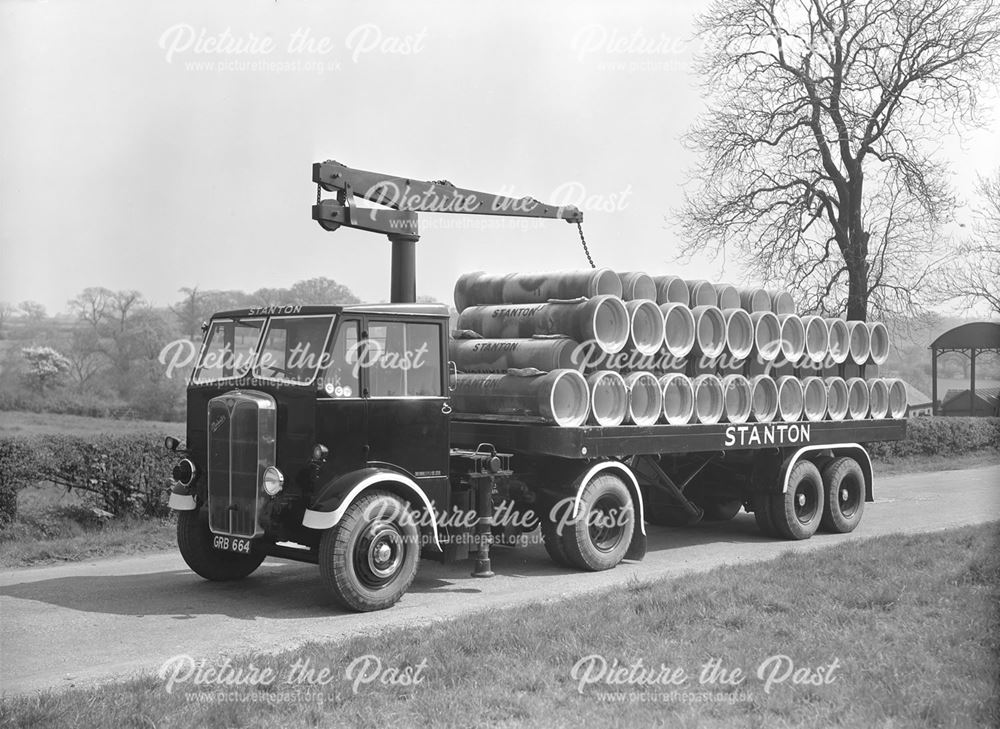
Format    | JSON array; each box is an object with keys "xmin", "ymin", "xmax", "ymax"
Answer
[
  {"xmin": 177, "ymin": 509, "xmax": 265, "ymax": 581},
  {"xmin": 319, "ymin": 490, "xmax": 420, "ymax": 612},
  {"xmin": 561, "ymin": 474, "xmax": 634, "ymax": 571}
]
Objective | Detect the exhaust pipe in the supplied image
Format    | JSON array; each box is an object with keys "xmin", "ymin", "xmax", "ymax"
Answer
[
  {"xmin": 457, "ymin": 296, "xmax": 630, "ymax": 354},
  {"xmin": 714, "ymin": 284, "xmax": 741, "ymax": 310},
  {"xmin": 722, "ymin": 374, "xmax": 753, "ymax": 424},
  {"xmin": 690, "ymin": 305, "xmax": 727, "ymax": 359},
  {"xmin": 776, "ymin": 376, "xmax": 804, "ymax": 422},
  {"xmin": 659, "ymin": 303, "xmax": 696, "ymax": 358},
  {"xmin": 450, "ymin": 337, "xmax": 576, "ymax": 373},
  {"xmin": 586, "ymin": 371, "xmax": 629, "ymax": 427},
  {"xmin": 659, "ymin": 373, "xmax": 695, "ymax": 425},
  {"xmin": 750, "ymin": 311, "xmax": 782, "ymax": 363},
  {"xmin": 768, "ymin": 290, "xmax": 796, "ymax": 315},
  {"xmin": 617, "ymin": 272, "xmax": 657, "ymax": 301},
  {"xmin": 452, "ymin": 369, "xmax": 590, "ymax": 427},
  {"xmin": 652, "ymin": 275, "xmax": 689, "ymax": 305},
  {"xmin": 453, "ymin": 269, "xmax": 622, "ymax": 311},
  {"xmin": 692, "ymin": 374, "xmax": 725, "ymax": 425},
  {"xmin": 738, "ymin": 287, "xmax": 772, "ymax": 312},
  {"xmin": 868, "ymin": 378, "xmax": 889, "ymax": 419},
  {"xmin": 625, "ymin": 299, "xmax": 665, "ymax": 355},
  {"xmin": 824, "ymin": 377, "xmax": 849, "ymax": 421},
  {"xmin": 846, "ymin": 321, "xmax": 871, "ymax": 365},
  {"xmin": 867, "ymin": 322, "xmax": 890, "ymax": 365},
  {"xmin": 777, "ymin": 314, "xmax": 806, "ymax": 364},
  {"xmin": 825, "ymin": 318, "xmax": 850, "ymax": 364},
  {"xmin": 722, "ymin": 308, "xmax": 754, "ymax": 360},
  {"xmin": 749, "ymin": 374, "xmax": 779, "ymax": 423},
  {"xmin": 624, "ymin": 371, "xmax": 663, "ymax": 426},
  {"xmin": 845, "ymin": 377, "xmax": 870, "ymax": 420},
  {"xmin": 886, "ymin": 378, "xmax": 907, "ymax": 419},
  {"xmin": 686, "ymin": 280, "xmax": 718, "ymax": 308},
  {"xmin": 802, "ymin": 316, "xmax": 830, "ymax": 364}
]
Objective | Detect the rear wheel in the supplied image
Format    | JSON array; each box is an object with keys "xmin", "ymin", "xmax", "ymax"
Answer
[
  {"xmin": 751, "ymin": 493, "xmax": 778, "ymax": 538},
  {"xmin": 177, "ymin": 509, "xmax": 265, "ymax": 581},
  {"xmin": 820, "ymin": 457, "xmax": 866, "ymax": 533},
  {"xmin": 560, "ymin": 474, "xmax": 634, "ymax": 571},
  {"xmin": 540, "ymin": 512, "xmax": 572, "ymax": 567},
  {"xmin": 319, "ymin": 490, "xmax": 420, "ymax": 612},
  {"xmin": 770, "ymin": 460, "xmax": 824, "ymax": 540}
]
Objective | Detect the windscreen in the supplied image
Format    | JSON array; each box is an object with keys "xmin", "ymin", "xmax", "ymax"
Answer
[
  {"xmin": 252, "ymin": 315, "xmax": 335, "ymax": 384},
  {"xmin": 192, "ymin": 318, "xmax": 265, "ymax": 384}
]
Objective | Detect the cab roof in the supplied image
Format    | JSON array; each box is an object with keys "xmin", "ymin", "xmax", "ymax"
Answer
[{"xmin": 210, "ymin": 303, "xmax": 450, "ymax": 319}]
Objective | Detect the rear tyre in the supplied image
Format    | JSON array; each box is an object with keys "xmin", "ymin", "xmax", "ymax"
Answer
[
  {"xmin": 751, "ymin": 493, "xmax": 778, "ymax": 538},
  {"xmin": 540, "ymin": 513, "xmax": 572, "ymax": 567},
  {"xmin": 177, "ymin": 509, "xmax": 265, "ymax": 581},
  {"xmin": 561, "ymin": 474, "xmax": 635, "ymax": 571},
  {"xmin": 771, "ymin": 460, "xmax": 824, "ymax": 540},
  {"xmin": 319, "ymin": 490, "xmax": 419, "ymax": 612},
  {"xmin": 819, "ymin": 457, "xmax": 866, "ymax": 533}
]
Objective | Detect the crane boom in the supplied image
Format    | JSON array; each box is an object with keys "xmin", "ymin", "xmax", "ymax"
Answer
[{"xmin": 311, "ymin": 160, "xmax": 584, "ymax": 303}]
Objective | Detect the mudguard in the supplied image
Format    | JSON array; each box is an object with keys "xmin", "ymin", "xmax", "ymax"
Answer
[{"xmin": 780, "ymin": 444, "xmax": 874, "ymax": 502}]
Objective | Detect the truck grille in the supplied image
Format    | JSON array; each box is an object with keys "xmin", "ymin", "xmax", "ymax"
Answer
[{"xmin": 207, "ymin": 391, "xmax": 276, "ymax": 537}]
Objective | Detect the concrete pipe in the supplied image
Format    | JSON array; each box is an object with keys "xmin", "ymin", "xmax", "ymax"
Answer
[
  {"xmin": 452, "ymin": 369, "xmax": 590, "ymax": 427},
  {"xmin": 768, "ymin": 290, "xmax": 796, "ymax": 316},
  {"xmin": 453, "ymin": 269, "xmax": 622, "ymax": 311},
  {"xmin": 652, "ymin": 275, "xmax": 689, "ymax": 305},
  {"xmin": 624, "ymin": 371, "xmax": 663, "ymax": 426},
  {"xmin": 722, "ymin": 374, "xmax": 753, "ymax": 424},
  {"xmin": 867, "ymin": 322, "xmax": 890, "ymax": 365},
  {"xmin": 659, "ymin": 373, "xmax": 695, "ymax": 425},
  {"xmin": 801, "ymin": 316, "xmax": 830, "ymax": 364},
  {"xmin": 750, "ymin": 310, "xmax": 782, "ymax": 363},
  {"xmin": 693, "ymin": 374, "xmax": 725, "ymax": 425},
  {"xmin": 825, "ymin": 318, "xmax": 850, "ymax": 365},
  {"xmin": 776, "ymin": 376, "xmax": 805, "ymax": 422},
  {"xmin": 450, "ymin": 338, "xmax": 577, "ymax": 374},
  {"xmin": 801, "ymin": 376, "xmax": 828, "ymax": 422},
  {"xmin": 886, "ymin": 378, "xmax": 907, "ymax": 419},
  {"xmin": 749, "ymin": 374, "xmax": 779, "ymax": 423},
  {"xmin": 846, "ymin": 321, "xmax": 871, "ymax": 365},
  {"xmin": 690, "ymin": 305, "xmax": 727, "ymax": 359},
  {"xmin": 738, "ymin": 287, "xmax": 772, "ymax": 312},
  {"xmin": 617, "ymin": 272, "xmax": 657, "ymax": 301},
  {"xmin": 586, "ymin": 371, "xmax": 629, "ymax": 427},
  {"xmin": 722, "ymin": 308, "xmax": 754, "ymax": 360},
  {"xmin": 845, "ymin": 377, "xmax": 870, "ymax": 420},
  {"xmin": 659, "ymin": 303, "xmax": 696, "ymax": 359},
  {"xmin": 625, "ymin": 299, "xmax": 665, "ymax": 356},
  {"xmin": 457, "ymin": 296, "xmax": 630, "ymax": 355},
  {"xmin": 777, "ymin": 314, "xmax": 806, "ymax": 364},
  {"xmin": 868, "ymin": 378, "xmax": 889, "ymax": 419},
  {"xmin": 714, "ymin": 284, "xmax": 741, "ymax": 310},
  {"xmin": 686, "ymin": 280, "xmax": 718, "ymax": 308},
  {"xmin": 824, "ymin": 376, "xmax": 849, "ymax": 421}
]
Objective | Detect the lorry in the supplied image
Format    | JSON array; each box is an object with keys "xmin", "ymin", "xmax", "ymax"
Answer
[{"xmin": 164, "ymin": 161, "xmax": 907, "ymax": 611}]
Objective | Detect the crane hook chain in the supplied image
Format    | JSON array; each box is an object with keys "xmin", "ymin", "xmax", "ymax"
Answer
[{"xmin": 576, "ymin": 222, "xmax": 596, "ymax": 269}]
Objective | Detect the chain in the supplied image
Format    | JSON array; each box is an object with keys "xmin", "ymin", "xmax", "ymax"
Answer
[
  {"xmin": 316, "ymin": 183, "xmax": 322, "ymax": 205},
  {"xmin": 576, "ymin": 221, "xmax": 596, "ymax": 269}
]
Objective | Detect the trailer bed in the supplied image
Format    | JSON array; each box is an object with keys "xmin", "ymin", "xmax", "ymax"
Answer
[{"xmin": 450, "ymin": 417, "xmax": 906, "ymax": 458}]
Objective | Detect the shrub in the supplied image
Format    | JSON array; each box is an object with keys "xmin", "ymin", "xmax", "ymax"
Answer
[
  {"xmin": 0, "ymin": 439, "xmax": 38, "ymax": 525},
  {"xmin": 867, "ymin": 417, "xmax": 1000, "ymax": 459}
]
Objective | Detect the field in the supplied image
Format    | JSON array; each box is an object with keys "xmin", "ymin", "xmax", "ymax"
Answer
[
  {"xmin": 0, "ymin": 410, "xmax": 182, "ymax": 437},
  {"xmin": 1, "ymin": 522, "xmax": 996, "ymax": 729}
]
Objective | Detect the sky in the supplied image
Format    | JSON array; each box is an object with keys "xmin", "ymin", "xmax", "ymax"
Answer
[{"xmin": 1, "ymin": 0, "xmax": 998, "ymax": 316}]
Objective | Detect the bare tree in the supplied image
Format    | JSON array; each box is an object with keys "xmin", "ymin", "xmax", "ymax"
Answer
[
  {"xmin": 679, "ymin": 0, "xmax": 1000, "ymax": 320},
  {"xmin": 945, "ymin": 169, "xmax": 1000, "ymax": 314}
]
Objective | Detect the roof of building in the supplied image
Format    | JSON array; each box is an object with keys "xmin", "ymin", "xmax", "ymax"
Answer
[
  {"xmin": 930, "ymin": 322, "xmax": 1000, "ymax": 351},
  {"xmin": 941, "ymin": 387, "xmax": 1000, "ymax": 408},
  {"xmin": 900, "ymin": 381, "xmax": 932, "ymax": 406}
]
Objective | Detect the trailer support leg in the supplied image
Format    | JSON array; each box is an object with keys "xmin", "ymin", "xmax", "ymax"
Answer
[{"xmin": 471, "ymin": 478, "xmax": 495, "ymax": 578}]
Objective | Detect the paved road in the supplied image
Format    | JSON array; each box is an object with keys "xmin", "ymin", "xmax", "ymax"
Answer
[{"xmin": 1, "ymin": 465, "xmax": 997, "ymax": 696}]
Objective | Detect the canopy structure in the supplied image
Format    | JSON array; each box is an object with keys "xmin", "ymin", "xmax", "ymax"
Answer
[{"xmin": 929, "ymin": 322, "xmax": 1000, "ymax": 415}]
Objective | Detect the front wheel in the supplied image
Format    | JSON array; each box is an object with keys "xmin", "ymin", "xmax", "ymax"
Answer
[
  {"xmin": 559, "ymin": 474, "xmax": 635, "ymax": 571},
  {"xmin": 177, "ymin": 510, "xmax": 265, "ymax": 581},
  {"xmin": 319, "ymin": 490, "xmax": 420, "ymax": 612}
]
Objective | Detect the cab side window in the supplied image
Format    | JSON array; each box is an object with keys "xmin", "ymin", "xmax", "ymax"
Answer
[
  {"xmin": 367, "ymin": 321, "xmax": 442, "ymax": 398},
  {"xmin": 321, "ymin": 320, "xmax": 360, "ymax": 397}
]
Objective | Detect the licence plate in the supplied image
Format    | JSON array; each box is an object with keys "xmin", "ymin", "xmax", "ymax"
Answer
[{"xmin": 212, "ymin": 534, "xmax": 253, "ymax": 554}]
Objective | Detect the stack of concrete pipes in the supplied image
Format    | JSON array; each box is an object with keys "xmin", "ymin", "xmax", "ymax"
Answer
[{"xmin": 450, "ymin": 269, "xmax": 905, "ymax": 427}]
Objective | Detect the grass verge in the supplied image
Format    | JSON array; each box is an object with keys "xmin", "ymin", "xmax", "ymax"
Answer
[
  {"xmin": 2, "ymin": 523, "xmax": 997, "ymax": 729},
  {"xmin": 875, "ymin": 449, "xmax": 1000, "ymax": 476},
  {"xmin": 0, "ymin": 410, "xmax": 182, "ymax": 437}
]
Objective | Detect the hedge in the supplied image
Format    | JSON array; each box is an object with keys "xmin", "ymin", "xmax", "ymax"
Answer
[
  {"xmin": 0, "ymin": 433, "xmax": 175, "ymax": 525},
  {"xmin": 867, "ymin": 416, "xmax": 1000, "ymax": 459}
]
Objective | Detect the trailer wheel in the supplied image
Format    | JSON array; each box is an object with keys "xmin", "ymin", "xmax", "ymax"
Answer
[
  {"xmin": 819, "ymin": 457, "xmax": 865, "ymax": 533},
  {"xmin": 540, "ymin": 514, "xmax": 572, "ymax": 567},
  {"xmin": 771, "ymin": 460, "xmax": 824, "ymax": 540},
  {"xmin": 751, "ymin": 494, "xmax": 778, "ymax": 538},
  {"xmin": 561, "ymin": 474, "xmax": 634, "ymax": 571},
  {"xmin": 319, "ymin": 490, "xmax": 419, "ymax": 612},
  {"xmin": 177, "ymin": 509, "xmax": 265, "ymax": 581}
]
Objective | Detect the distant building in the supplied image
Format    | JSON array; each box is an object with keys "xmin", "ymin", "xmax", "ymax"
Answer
[
  {"xmin": 940, "ymin": 387, "xmax": 1000, "ymax": 417},
  {"xmin": 900, "ymin": 381, "xmax": 933, "ymax": 417}
]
